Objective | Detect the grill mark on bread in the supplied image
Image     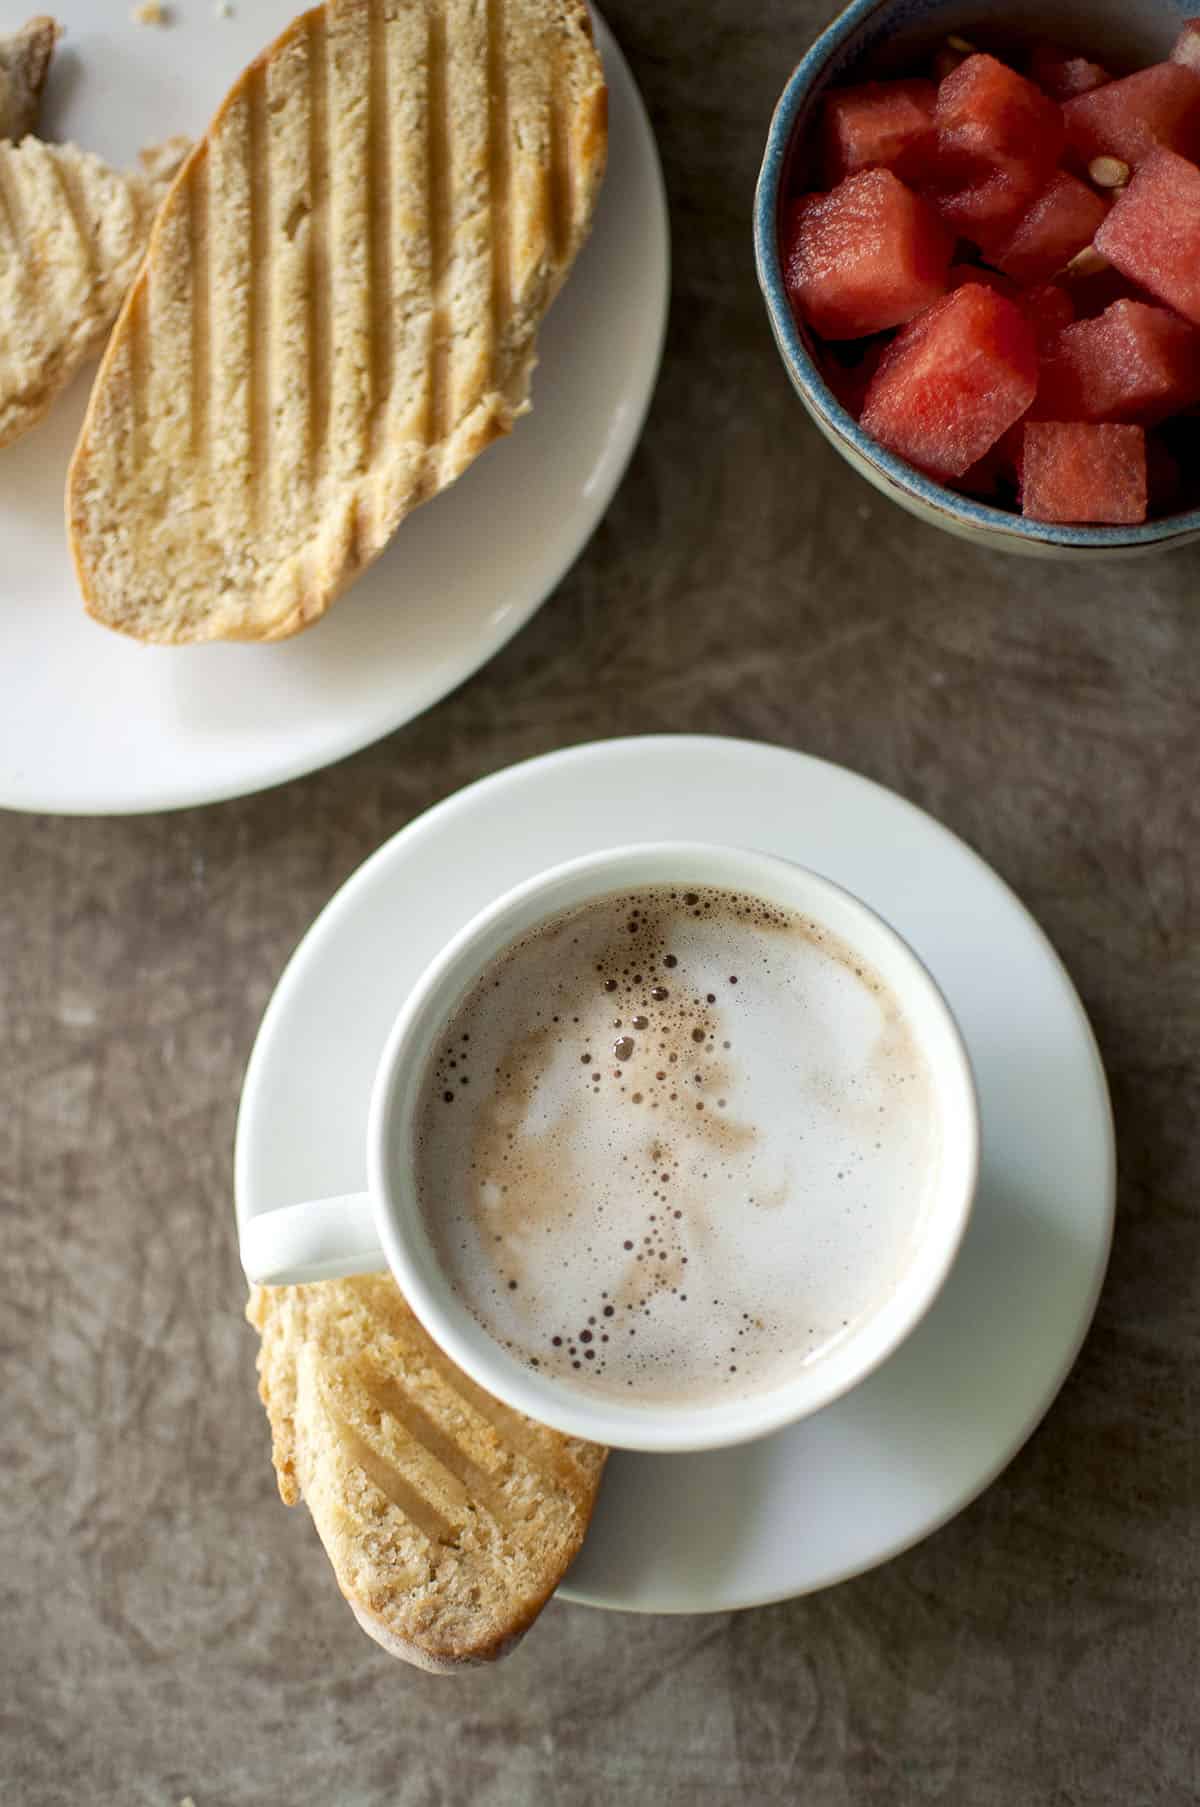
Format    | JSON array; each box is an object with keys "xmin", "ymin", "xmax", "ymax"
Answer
[
  {"xmin": 425, "ymin": 4, "xmax": 451, "ymax": 471},
  {"xmin": 0, "ymin": 149, "xmax": 26, "ymax": 253},
  {"xmin": 306, "ymin": 8, "xmax": 332, "ymax": 489},
  {"xmin": 547, "ymin": 64, "xmax": 569, "ymax": 264},
  {"xmin": 420, "ymin": 1348, "xmax": 581, "ymax": 1486},
  {"xmin": 46, "ymin": 148, "xmax": 95, "ymax": 286},
  {"xmin": 247, "ymin": 63, "xmax": 271, "ymax": 524},
  {"xmin": 263, "ymin": 32, "xmax": 312, "ymax": 524},
  {"xmin": 486, "ymin": 0, "xmax": 512, "ymax": 366},
  {"xmin": 380, "ymin": 0, "xmax": 420, "ymax": 471},
  {"xmin": 329, "ymin": 0, "xmax": 372, "ymax": 485},
  {"xmin": 360, "ymin": 1368, "xmax": 517, "ymax": 1522},
  {"xmin": 143, "ymin": 196, "xmax": 198, "ymax": 503},
  {"xmin": 360, "ymin": 1295, "xmax": 568, "ymax": 1486},
  {"xmin": 345, "ymin": 492, "xmax": 362, "ymax": 570},
  {"xmin": 209, "ymin": 91, "xmax": 254, "ymax": 533},
  {"xmin": 334, "ymin": 1414, "xmax": 461, "ymax": 1546},
  {"xmin": 366, "ymin": 0, "xmax": 393, "ymax": 458},
  {"xmin": 188, "ymin": 154, "xmax": 211, "ymax": 466}
]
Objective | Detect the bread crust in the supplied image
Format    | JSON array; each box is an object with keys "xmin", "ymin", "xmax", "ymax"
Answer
[
  {"xmin": 0, "ymin": 15, "xmax": 59, "ymax": 143},
  {"xmin": 248, "ymin": 1276, "xmax": 607, "ymax": 1670},
  {"xmin": 67, "ymin": 0, "xmax": 607, "ymax": 642}
]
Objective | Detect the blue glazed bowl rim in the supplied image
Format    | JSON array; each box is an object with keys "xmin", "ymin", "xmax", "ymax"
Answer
[{"xmin": 753, "ymin": 0, "xmax": 1200, "ymax": 549}]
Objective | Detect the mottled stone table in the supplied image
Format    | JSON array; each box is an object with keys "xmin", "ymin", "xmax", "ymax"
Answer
[{"xmin": 4, "ymin": 3, "xmax": 1198, "ymax": 1802}]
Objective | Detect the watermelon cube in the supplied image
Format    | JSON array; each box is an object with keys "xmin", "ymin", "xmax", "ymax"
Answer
[
  {"xmin": 781, "ymin": 170, "xmax": 952, "ymax": 340},
  {"xmin": 1030, "ymin": 44, "xmax": 1110, "ymax": 101},
  {"xmin": 860, "ymin": 283, "xmax": 1038, "ymax": 479},
  {"xmin": 954, "ymin": 266, "xmax": 1075, "ymax": 348},
  {"xmin": 1170, "ymin": 20, "xmax": 1200, "ymax": 74},
  {"xmin": 922, "ymin": 54, "xmax": 1065, "ymax": 247},
  {"xmin": 1035, "ymin": 299, "xmax": 1200, "ymax": 423},
  {"xmin": 1063, "ymin": 63, "xmax": 1200, "ymax": 169},
  {"xmin": 1021, "ymin": 422, "xmax": 1147, "ymax": 522},
  {"xmin": 1023, "ymin": 281, "xmax": 1076, "ymax": 347},
  {"xmin": 991, "ymin": 171, "xmax": 1109, "ymax": 283},
  {"xmin": 1095, "ymin": 147, "xmax": 1200, "ymax": 326},
  {"xmin": 821, "ymin": 79, "xmax": 937, "ymax": 185}
]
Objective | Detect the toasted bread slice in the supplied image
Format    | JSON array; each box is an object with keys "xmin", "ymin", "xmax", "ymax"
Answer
[
  {"xmin": 0, "ymin": 135, "xmax": 189, "ymax": 448},
  {"xmin": 248, "ymin": 1275, "xmax": 607, "ymax": 1671},
  {"xmin": 0, "ymin": 15, "xmax": 59, "ymax": 143},
  {"xmin": 68, "ymin": 0, "xmax": 608, "ymax": 643}
]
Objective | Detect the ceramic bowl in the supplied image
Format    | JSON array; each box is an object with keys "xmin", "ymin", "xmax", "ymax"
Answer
[{"xmin": 754, "ymin": 0, "xmax": 1200, "ymax": 556}]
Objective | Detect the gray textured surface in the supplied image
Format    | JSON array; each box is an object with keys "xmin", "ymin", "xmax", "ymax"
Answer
[{"xmin": 3, "ymin": 2, "xmax": 1200, "ymax": 1802}]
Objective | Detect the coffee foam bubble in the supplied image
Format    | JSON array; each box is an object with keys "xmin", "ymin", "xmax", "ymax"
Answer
[{"xmin": 413, "ymin": 885, "xmax": 941, "ymax": 1408}]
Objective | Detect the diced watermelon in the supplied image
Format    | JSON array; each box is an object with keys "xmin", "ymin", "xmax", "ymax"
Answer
[
  {"xmin": 781, "ymin": 170, "xmax": 952, "ymax": 340},
  {"xmin": 1063, "ymin": 63, "xmax": 1200, "ymax": 169},
  {"xmin": 1030, "ymin": 44, "xmax": 1110, "ymax": 101},
  {"xmin": 921, "ymin": 54, "xmax": 1065, "ymax": 248},
  {"xmin": 953, "ymin": 263, "xmax": 1076, "ymax": 347},
  {"xmin": 1170, "ymin": 20, "xmax": 1200, "ymax": 74},
  {"xmin": 860, "ymin": 283, "xmax": 1038, "ymax": 478},
  {"xmin": 1021, "ymin": 422, "xmax": 1147, "ymax": 522},
  {"xmin": 1023, "ymin": 281, "xmax": 1076, "ymax": 347},
  {"xmin": 991, "ymin": 171, "xmax": 1109, "ymax": 282},
  {"xmin": 821, "ymin": 79, "xmax": 937, "ymax": 185},
  {"xmin": 1095, "ymin": 147, "xmax": 1200, "ymax": 326},
  {"xmin": 1035, "ymin": 299, "xmax": 1200, "ymax": 423}
]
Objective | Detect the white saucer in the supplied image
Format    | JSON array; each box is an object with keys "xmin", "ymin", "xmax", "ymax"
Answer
[
  {"xmin": 0, "ymin": 6, "xmax": 666, "ymax": 815},
  {"xmin": 236, "ymin": 735, "xmax": 1115, "ymax": 1614}
]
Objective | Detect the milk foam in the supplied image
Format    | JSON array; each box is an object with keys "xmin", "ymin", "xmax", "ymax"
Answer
[{"xmin": 414, "ymin": 886, "xmax": 941, "ymax": 1407}]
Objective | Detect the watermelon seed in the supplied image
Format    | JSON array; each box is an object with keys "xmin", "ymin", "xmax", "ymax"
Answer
[
  {"xmin": 1088, "ymin": 156, "xmax": 1131, "ymax": 191},
  {"xmin": 1062, "ymin": 244, "xmax": 1110, "ymax": 280}
]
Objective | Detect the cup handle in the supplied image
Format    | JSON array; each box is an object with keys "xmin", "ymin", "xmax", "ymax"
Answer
[{"xmin": 239, "ymin": 1193, "xmax": 386, "ymax": 1286}]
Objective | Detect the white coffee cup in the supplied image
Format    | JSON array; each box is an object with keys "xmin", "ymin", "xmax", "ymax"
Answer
[{"xmin": 240, "ymin": 843, "xmax": 979, "ymax": 1452}]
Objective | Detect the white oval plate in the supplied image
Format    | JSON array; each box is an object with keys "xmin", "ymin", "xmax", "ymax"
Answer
[
  {"xmin": 236, "ymin": 735, "xmax": 1115, "ymax": 1614},
  {"xmin": 0, "ymin": 5, "xmax": 667, "ymax": 815}
]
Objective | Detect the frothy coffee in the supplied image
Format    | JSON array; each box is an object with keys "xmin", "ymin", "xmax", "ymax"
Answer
[{"xmin": 414, "ymin": 885, "xmax": 941, "ymax": 1407}]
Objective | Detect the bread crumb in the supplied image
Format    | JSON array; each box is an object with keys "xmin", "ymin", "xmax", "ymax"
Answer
[{"xmin": 131, "ymin": 1, "xmax": 167, "ymax": 23}]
